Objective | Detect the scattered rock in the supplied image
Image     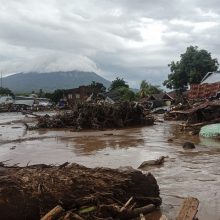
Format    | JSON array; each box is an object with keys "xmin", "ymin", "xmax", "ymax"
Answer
[
  {"xmin": 183, "ymin": 142, "xmax": 195, "ymax": 149},
  {"xmin": 10, "ymin": 146, "xmax": 16, "ymax": 150},
  {"xmin": 167, "ymin": 138, "xmax": 173, "ymax": 142}
]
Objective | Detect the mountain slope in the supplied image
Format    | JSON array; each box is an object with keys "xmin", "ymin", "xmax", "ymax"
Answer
[{"xmin": 2, "ymin": 71, "xmax": 111, "ymax": 93}]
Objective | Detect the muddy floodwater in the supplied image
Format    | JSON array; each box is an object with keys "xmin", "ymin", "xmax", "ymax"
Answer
[{"xmin": 0, "ymin": 112, "xmax": 220, "ymax": 219}]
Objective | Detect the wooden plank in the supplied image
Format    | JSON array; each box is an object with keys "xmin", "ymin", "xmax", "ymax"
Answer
[
  {"xmin": 176, "ymin": 197, "xmax": 199, "ymax": 220},
  {"xmin": 160, "ymin": 215, "xmax": 168, "ymax": 220}
]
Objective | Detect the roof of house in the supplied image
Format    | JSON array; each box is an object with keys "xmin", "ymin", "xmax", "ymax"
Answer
[
  {"xmin": 201, "ymin": 71, "xmax": 220, "ymax": 84},
  {"xmin": 64, "ymin": 85, "xmax": 93, "ymax": 94},
  {"xmin": 14, "ymin": 99, "xmax": 35, "ymax": 106},
  {"xmin": 99, "ymin": 90, "xmax": 121, "ymax": 101},
  {"xmin": 15, "ymin": 96, "xmax": 35, "ymax": 100}
]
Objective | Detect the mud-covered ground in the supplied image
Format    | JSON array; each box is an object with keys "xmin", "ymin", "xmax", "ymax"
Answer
[{"xmin": 0, "ymin": 112, "xmax": 220, "ymax": 219}]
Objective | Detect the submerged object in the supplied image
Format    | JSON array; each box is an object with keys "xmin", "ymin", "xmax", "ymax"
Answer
[
  {"xmin": 183, "ymin": 142, "xmax": 195, "ymax": 149},
  {"xmin": 200, "ymin": 123, "xmax": 220, "ymax": 138}
]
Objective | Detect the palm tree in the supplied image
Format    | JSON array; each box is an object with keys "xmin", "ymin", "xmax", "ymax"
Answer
[
  {"xmin": 139, "ymin": 80, "xmax": 162, "ymax": 98},
  {"xmin": 139, "ymin": 80, "xmax": 149, "ymax": 98}
]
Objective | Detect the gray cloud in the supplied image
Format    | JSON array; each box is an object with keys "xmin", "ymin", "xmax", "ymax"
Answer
[{"xmin": 0, "ymin": 0, "xmax": 219, "ymax": 88}]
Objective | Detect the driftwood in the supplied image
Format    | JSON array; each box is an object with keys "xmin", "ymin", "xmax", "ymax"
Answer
[
  {"xmin": 0, "ymin": 163, "xmax": 161, "ymax": 220},
  {"xmin": 138, "ymin": 156, "xmax": 167, "ymax": 170},
  {"xmin": 176, "ymin": 197, "xmax": 199, "ymax": 220},
  {"xmin": 35, "ymin": 102, "xmax": 154, "ymax": 130},
  {"xmin": 40, "ymin": 205, "xmax": 64, "ymax": 220}
]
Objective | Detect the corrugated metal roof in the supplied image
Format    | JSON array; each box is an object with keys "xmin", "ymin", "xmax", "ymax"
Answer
[
  {"xmin": 202, "ymin": 72, "xmax": 220, "ymax": 84},
  {"xmin": 14, "ymin": 99, "xmax": 34, "ymax": 106}
]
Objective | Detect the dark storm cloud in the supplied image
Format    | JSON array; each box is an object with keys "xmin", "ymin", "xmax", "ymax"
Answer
[{"xmin": 0, "ymin": 0, "xmax": 219, "ymax": 88}]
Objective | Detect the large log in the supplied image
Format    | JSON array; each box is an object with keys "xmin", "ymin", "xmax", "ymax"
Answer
[{"xmin": 0, "ymin": 163, "xmax": 161, "ymax": 220}]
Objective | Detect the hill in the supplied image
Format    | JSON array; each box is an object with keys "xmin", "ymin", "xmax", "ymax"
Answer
[{"xmin": 2, "ymin": 71, "xmax": 111, "ymax": 93}]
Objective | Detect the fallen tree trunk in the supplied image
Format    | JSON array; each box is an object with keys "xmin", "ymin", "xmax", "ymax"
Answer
[{"xmin": 0, "ymin": 163, "xmax": 161, "ymax": 220}]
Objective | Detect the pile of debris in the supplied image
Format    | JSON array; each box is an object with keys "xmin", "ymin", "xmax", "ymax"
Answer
[
  {"xmin": 164, "ymin": 100, "xmax": 220, "ymax": 133},
  {"xmin": 0, "ymin": 163, "xmax": 161, "ymax": 220},
  {"xmin": 35, "ymin": 102, "xmax": 154, "ymax": 130}
]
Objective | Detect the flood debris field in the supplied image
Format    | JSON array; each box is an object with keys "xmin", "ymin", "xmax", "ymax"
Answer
[
  {"xmin": 34, "ymin": 102, "xmax": 154, "ymax": 130},
  {"xmin": 0, "ymin": 113, "xmax": 220, "ymax": 219}
]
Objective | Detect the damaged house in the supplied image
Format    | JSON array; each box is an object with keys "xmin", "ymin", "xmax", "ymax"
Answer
[
  {"xmin": 188, "ymin": 71, "xmax": 220, "ymax": 100},
  {"xmin": 141, "ymin": 93, "xmax": 174, "ymax": 108},
  {"xmin": 63, "ymin": 86, "xmax": 95, "ymax": 106}
]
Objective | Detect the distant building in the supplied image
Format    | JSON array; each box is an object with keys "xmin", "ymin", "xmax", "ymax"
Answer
[
  {"xmin": 0, "ymin": 95, "xmax": 13, "ymax": 105},
  {"xmin": 13, "ymin": 96, "xmax": 35, "ymax": 109},
  {"xmin": 188, "ymin": 71, "xmax": 220, "ymax": 99},
  {"xmin": 139, "ymin": 92, "xmax": 173, "ymax": 109},
  {"xmin": 98, "ymin": 90, "xmax": 121, "ymax": 104},
  {"xmin": 63, "ymin": 85, "xmax": 95, "ymax": 106},
  {"xmin": 147, "ymin": 93, "xmax": 174, "ymax": 107},
  {"xmin": 36, "ymin": 98, "xmax": 52, "ymax": 107}
]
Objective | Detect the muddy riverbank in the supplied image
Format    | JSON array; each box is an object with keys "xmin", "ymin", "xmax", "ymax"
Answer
[{"xmin": 0, "ymin": 112, "xmax": 220, "ymax": 219}]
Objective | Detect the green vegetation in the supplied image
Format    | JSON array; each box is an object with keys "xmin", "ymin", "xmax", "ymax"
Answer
[
  {"xmin": 163, "ymin": 46, "xmax": 219, "ymax": 92},
  {"xmin": 109, "ymin": 77, "xmax": 137, "ymax": 101},
  {"xmin": 0, "ymin": 87, "xmax": 14, "ymax": 97},
  {"xmin": 109, "ymin": 77, "xmax": 129, "ymax": 91},
  {"xmin": 139, "ymin": 80, "xmax": 162, "ymax": 98},
  {"xmin": 45, "ymin": 89, "xmax": 64, "ymax": 103},
  {"xmin": 89, "ymin": 81, "xmax": 106, "ymax": 94},
  {"xmin": 117, "ymin": 87, "xmax": 137, "ymax": 101}
]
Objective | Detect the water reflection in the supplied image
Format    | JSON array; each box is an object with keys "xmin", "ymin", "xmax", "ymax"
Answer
[{"xmin": 61, "ymin": 135, "xmax": 145, "ymax": 155}]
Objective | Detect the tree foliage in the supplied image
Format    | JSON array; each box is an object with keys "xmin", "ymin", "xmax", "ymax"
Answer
[
  {"xmin": 109, "ymin": 77, "xmax": 129, "ymax": 91},
  {"xmin": 163, "ymin": 46, "xmax": 219, "ymax": 91},
  {"xmin": 139, "ymin": 80, "xmax": 162, "ymax": 98},
  {"xmin": 89, "ymin": 81, "xmax": 106, "ymax": 94},
  {"xmin": 0, "ymin": 87, "xmax": 14, "ymax": 97},
  {"xmin": 117, "ymin": 87, "xmax": 137, "ymax": 101},
  {"xmin": 45, "ymin": 89, "xmax": 64, "ymax": 103}
]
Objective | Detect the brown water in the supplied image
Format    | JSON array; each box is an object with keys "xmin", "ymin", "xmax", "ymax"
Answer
[{"xmin": 0, "ymin": 112, "xmax": 220, "ymax": 219}]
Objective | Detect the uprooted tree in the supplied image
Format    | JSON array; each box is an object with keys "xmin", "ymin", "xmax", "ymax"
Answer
[{"xmin": 163, "ymin": 46, "xmax": 219, "ymax": 92}]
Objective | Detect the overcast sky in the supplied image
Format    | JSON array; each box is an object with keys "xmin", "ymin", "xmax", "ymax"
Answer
[{"xmin": 0, "ymin": 0, "xmax": 219, "ymax": 88}]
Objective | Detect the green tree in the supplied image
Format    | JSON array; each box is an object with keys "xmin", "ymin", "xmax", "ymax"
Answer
[
  {"xmin": 45, "ymin": 89, "xmax": 64, "ymax": 103},
  {"xmin": 0, "ymin": 87, "xmax": 14, "ymax": 97},
  {"xmin": 139, "ymin": 80, "xmax": 162, "ymax": 98},
  {"xmin": 89, "ymin": 81, "xmax": 106, "ymax": 94},
  {"xmin": 117, "ymin": 87, "xmax": 137, "ymax": 101},
  {"xmin": 163, "ymin": 46, "xmax": 219, "ymax": 91},
  {"xmin": 109, "ymin": 77, "xmax": 129, "ymax": 91}
]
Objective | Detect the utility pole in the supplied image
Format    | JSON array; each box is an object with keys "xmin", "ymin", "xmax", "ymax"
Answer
[{"xmin": 0, "ymin": 72, "xmax": 2, "ymax": 88}]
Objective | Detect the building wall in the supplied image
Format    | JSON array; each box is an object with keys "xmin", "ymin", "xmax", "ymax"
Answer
[
  {"xmin": 64, "ymin": 86, "xmax": 94, "ymax": 106},
  {"xmin": 188, "ymin": 82, "xmax": 220, "ymax": 99}
]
